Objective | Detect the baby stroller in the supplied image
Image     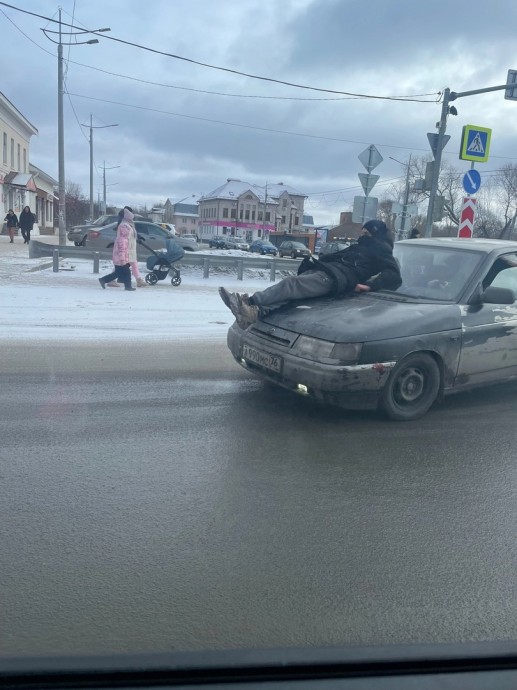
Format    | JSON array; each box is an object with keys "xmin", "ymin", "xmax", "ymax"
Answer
[{"xmin": 141, "ymin": 236, "xmax": 185, "ymax": 287}]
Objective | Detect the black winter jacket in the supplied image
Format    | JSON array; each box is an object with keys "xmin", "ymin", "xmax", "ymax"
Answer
[
  {"xmin": 19, "ymin": 210, "xmax": 36, "ymax": 231},
  {"xmin": 298, "ymin": 235, "xmax": 402, "ymax": 296},
  {"xmin": 4, "ymin": 212, "xmax": 18, "ymax": 228}
]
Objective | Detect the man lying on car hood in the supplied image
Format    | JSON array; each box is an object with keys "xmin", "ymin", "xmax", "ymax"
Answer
[{"xmin": 219, "ymin": 219, "xmax": 402, "ymax": 329}]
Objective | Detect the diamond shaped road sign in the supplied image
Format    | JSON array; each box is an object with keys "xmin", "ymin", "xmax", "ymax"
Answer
[
  {"xmin": 358, "ymin": 145, "xmax": 383, "ymax": 172},
  {"xmin": 358, "ymin": 172, "xmax": 380, "ymax": 196}
]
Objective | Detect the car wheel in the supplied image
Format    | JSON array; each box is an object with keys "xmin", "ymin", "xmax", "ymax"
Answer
[
  {"xmin": 381, "ymin": 353, "xmax": 440, "ymax": 422},
  {"xmin": 74, "ymin": 241, "xmax": 82, "ymax": 246},
  {"xmin": 291, "ymin": 252, "xmax": 296, "ymax": 259},
  {"xmin": 145, "ymin": 272, "xmax": 158, "ymax": 285}
]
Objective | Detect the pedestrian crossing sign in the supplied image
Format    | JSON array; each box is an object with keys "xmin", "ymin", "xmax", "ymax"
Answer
[{"xmin": 460, "ymin": 124, "xmax": 492, "ymax": 162}]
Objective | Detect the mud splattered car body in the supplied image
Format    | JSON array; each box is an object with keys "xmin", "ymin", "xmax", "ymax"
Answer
[{"xmin": 226, "ymin": 239, "xmax": 517, "ymax": 420}]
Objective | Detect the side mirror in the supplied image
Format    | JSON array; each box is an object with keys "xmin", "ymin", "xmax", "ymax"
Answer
[{"xmin": 481, "ymin": 286, "xmax": 515, "ymax": 304}]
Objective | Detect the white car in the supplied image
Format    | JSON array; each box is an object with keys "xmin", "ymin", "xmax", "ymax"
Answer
[{"xmin": 175, "ymin": 234, "xmax": 200, "ymax": 251}]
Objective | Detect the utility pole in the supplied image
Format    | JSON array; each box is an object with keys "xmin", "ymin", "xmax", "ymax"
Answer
[
  {"xmin": 43, "ymin": 18, "xmax": 111, "ymax": 244},
  {"xmin": 89, "ymin": 114, "xmax": 93, "ymax": 221},
  {"xmin": 82, "ymin": 117, "xmax": 118, "ymax": 221},
  {"xmin": 401, "ymin": 154, "xmax": 412, "ymax": 237},
  {"xmin": 262, "ymin": 183, "xmax": 267, "ymax": 237},
  {"xmin": 424, "ymin": 88, "xmax": 450, "ymax": 238},
  {"xmin": 101, "ymin": 161, "xmax": 120, "ymax": 214},
  {"xmin": 57, "ymin": 8, "xmax": 65, "ymax": 245}
]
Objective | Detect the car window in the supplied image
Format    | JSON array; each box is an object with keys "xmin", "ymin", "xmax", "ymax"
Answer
[
  {"xmin": 484, "ymin": 253, "xmax": 517, "ymax": 293},
  {"xmin": 148, "ymin": 224, "xmax": 167, "ymax": 237}
]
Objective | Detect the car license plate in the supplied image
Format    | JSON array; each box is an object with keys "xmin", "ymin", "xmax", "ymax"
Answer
[{"xmin": 242, "ymin": 345, "xmax": 282, "ymax": 373}]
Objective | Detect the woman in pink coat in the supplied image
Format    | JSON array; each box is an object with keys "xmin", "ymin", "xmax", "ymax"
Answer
[{"xmin": 98, "ymin": 206, "xmax": 136, "ymax": 291}]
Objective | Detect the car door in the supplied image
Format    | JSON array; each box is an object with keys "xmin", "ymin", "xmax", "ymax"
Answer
[
  {"xmin": 140, "ymin": 224, "xmax": 166, "ymax": 250},
  {"xmin": 457, "ymin": 252, "xmax": 517, "ymax": 387}
]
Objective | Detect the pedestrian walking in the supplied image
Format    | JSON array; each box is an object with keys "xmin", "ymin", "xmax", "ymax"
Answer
[
  {"xmin": 220, "ymin": 220, "xmax": 402, "ymax": 329},
  {"xmin": 105, "ymin": 208, "xmax": 147, "ymax": 288},
  {"xmin": 98, "ymin": 206, "xmax": 137, "ymax": 291},
  {"xmin": 4, "ymin": 209, "xmax": 18, "ymax": 243},
  {"xmin": 19, "ymin": 206, "xmax": 36, "ymax": 244}
]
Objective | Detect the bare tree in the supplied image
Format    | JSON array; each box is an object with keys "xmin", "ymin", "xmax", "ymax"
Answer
[
  {"xmin": 65, "ymin": 182, "xmax": 89, "ymax": 229},
  {"xmin": 494, "ymin": 163, "xmax": 517, "ymax": 239}
]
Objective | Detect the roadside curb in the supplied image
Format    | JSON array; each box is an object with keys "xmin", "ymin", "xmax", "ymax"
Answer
[{"xmin": 27, "ymin": 261, "xmax": 54, "ymax": 272}]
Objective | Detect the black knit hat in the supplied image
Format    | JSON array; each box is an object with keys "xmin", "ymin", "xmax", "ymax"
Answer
[{"xmin": 362, "ymin": 219, "xmax": 388, "ymax": 237}]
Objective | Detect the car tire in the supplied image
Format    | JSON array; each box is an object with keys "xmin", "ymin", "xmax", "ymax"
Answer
[
  {"xmin": 380, "ymin": 352, "xmax": 440, "ymax": 422},
  {"xmin": 74, "ymin": 241, "xmax": 82, "ymax": 246},
  {"xmin": 291, "ymin": 252, "xmax": 296, "ymax": 259}
]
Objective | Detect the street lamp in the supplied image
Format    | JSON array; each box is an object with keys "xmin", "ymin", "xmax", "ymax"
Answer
[
  {"xmin": 389, "ymin": 154, "xmax": 412, "ymax": 240},
  {"xmin": 42, "ymin": 12, "xmax": 111, "ymax": 245},
  {"xmin": 81, "ymin": 117, "xmax": 118, "ymax": 221}
]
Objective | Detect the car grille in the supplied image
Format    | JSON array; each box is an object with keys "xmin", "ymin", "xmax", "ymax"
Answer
[{"xmin": 248, "ymin": 322, "xmax": 298, "ymax": 348}]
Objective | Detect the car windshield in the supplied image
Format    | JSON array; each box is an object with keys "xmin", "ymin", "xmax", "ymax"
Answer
[
  {"xmin": 394, "ymin": 243, "xmax": 484, "ymax": 301},
  {"xmin": 6, "ymin": 0, "xmax": 517, "ymax": 678}
]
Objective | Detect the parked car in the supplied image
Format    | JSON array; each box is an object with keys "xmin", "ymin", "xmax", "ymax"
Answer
[
  {"xmin": 226, "ymin": 238, "xmax": 517, "ymax": 421},
  {"xmin": 209, "ymin": 236, "xmax": 228, "ymax": 249},
  {"xmin": 249, "ymin": 240, "xmax": 278, "ymax": 256},
  {"xmin": 319, "ymin": 240, "xmax": 350, "ymax": 256},
  {"xmin": 278, "ymin": 241, "xmax": 311, "ymax": 259},
  {"xmin": 85, "ymin": 220, "xmax": 178, "ymax": 255},
  {"xmin": 225, "ymin": 237, "xmax": 250, "ymax": 251},
  {"xmin": 174, "ymin": 234, "xmax": 199, "ymax": 251},
  {"xmin": 67, "ymin": 214, "xmax": 144, "ymax": 246}
]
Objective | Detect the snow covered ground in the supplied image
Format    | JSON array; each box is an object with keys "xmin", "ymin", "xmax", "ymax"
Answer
[{"xmin": 0, "ymin": 240, "xmax": 286, "ymax": 342}]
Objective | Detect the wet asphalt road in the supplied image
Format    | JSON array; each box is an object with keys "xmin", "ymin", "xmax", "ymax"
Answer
[{"xmin": 2, "ymin": 340, "xmax": 517, "ymax": 658}]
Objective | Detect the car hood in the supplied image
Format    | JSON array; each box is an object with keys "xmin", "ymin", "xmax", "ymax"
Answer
[{"xmin": 258, "ymin": 292, "xmax": 462, "ymax": 342}]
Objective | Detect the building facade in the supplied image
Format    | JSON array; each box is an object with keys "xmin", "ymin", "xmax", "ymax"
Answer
[
  {"xmin": 0, "ymin": 92, "xmax": 38, "ymax": 222},
  {"xmin": 197, "ymin": 179, "xmax": 307, "ymax": 243},
  {"xmin": 1, "ymin": 91, "xmax": 56, "ymax": 233},
  {"xmin": 29, "ymin": 163, "xmax": 57, "ymax": 233},
  {"xmin": 162, "ymin": 199, "xmax": 200, "ymax": 235}
]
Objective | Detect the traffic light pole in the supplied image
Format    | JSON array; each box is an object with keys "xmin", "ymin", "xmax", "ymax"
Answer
[
  {"xmin": 424, "ymin": 78, "xmax": 517, "ymax": 238},
  {"xmin": 424, "ymin": 89, "xmax": 450, "ymax": 238}
]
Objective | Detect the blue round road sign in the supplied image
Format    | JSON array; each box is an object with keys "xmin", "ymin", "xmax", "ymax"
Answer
[{"xmin": 463, "ymin": 169, "xmax": 482, "ymax": 195}]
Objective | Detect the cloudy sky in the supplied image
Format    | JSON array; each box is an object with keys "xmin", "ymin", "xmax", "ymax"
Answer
[{"xmin": 2, "ymin": 0, "xmax": 517, "ymax": 225}]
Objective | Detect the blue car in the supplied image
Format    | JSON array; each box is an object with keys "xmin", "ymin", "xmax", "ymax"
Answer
[{"xmin": 249, "ymin": 240, "xmax": 278, "ymax": 256}]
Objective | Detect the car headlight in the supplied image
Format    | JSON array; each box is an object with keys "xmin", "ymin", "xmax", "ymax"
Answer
[{"xmin": 295, "ymin": 336, "xmax": 362, "ymax": 363}]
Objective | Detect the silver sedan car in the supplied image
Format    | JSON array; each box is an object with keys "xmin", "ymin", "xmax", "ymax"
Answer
[{"xmin": 85, "ymin": 221, "xmax": 198, "ymax": 254}]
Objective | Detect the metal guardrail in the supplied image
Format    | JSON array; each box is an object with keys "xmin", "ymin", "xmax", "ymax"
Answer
[{"xmin": 28, "ymin": 241, "xmax": 301, "ymax": 281}]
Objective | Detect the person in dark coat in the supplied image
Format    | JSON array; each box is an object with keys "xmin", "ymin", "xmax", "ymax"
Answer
[
  {"xmin": 4, "ymin": 209, "xmax": 18, "ymax": 243},
  {"xmin": 219, "ymin": 219, "xmax": 402, "ymax": 329},
  {"xmin": 18, "ymin": 206, "xmax": 36, "ymax": 244},
  {"xmin": 409, "ymin": 227, "xmax": 421, "ymax": 239}
]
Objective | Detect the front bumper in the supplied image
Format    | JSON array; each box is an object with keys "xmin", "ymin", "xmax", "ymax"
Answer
[{"xmin": 227, "ymin": 323, "xmax": 396, "ymax": 411}]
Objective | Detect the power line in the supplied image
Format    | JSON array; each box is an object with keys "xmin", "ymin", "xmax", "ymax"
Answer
[
  {"xmin": 0, "ymin": 1, "xmax": 440, "ymax": 102},
  {"xmin": 67, "ymin": 91, "xmax": 435, "ymax": 152}
]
